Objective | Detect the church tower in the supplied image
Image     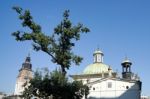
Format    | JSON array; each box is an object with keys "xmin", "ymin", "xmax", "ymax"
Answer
[
  {"xmin": 121, "ymin": 57, "xmax": 132, "ymax": 80},
  {"xmin": 14, "ymin": 55, "xmax": 33, "ymax": 95}
]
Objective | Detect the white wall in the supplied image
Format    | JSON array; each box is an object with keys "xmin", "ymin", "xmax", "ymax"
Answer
[{"xmin": 86, "ymin": 79, "xmax": 140, "ymax": 99}]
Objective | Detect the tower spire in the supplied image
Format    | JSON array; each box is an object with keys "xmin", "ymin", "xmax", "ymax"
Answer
[
  {"xmin": 28, "ymin": 52, "xmax": 30, "ymax": 57},
  {"xmin": 22, "ymin": 53, "xmax": 32, "ymax": 70}
]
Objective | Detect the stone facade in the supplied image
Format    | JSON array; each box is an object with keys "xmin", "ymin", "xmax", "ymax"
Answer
[{"xmin": 14, "ymin": 55, "xmax": 33, "ymax": 95}]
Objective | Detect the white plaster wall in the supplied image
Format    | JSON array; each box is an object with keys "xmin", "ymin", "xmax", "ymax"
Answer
[{"xmin": 86, "ymin": 79, "xmax": 140, "ymax": 99}]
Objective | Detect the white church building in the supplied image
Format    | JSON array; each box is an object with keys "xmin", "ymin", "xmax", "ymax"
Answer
[
  {"xmin": 14, "ymin": 49, "xmax": 142, "ymax": 99},
  {"xmin": 71, "ymin": 49, "xmax": 142, "ymax": 99}
]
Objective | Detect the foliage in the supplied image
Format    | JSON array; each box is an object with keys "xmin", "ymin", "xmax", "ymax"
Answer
[
  {"xmin": 12, "ymin": 6, "xmax": 90, "ymax": 74},
  {"xmin": 22, "ymin": 69, "xmax": 89, "ymax": 99},
  {"xmin": 12, "ymin": 6, "xmax": 90, "ymax": 99}
]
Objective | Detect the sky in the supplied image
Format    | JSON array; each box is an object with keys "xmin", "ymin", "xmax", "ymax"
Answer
[{"xmin": 0, "ymin": 0, "xmax": 150, "ymax": 96}]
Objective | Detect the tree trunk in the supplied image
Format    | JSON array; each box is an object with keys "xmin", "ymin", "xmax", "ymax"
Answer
[{"xmin": 61, "ymin": 66, "xmax": 66, "ymax": 76}]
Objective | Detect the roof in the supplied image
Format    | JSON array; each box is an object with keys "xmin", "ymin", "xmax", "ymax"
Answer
[
  {"xmin": 83, "ymin": 63, "xmax": 110, "ymax": 74},
  {"xmin": 93, "ymin": 50, "xmax": 103, "ymax": 55},
  {"xmin": 86, "ymin": 77, "xmax": 140, "ymax": 86},
  {"xmin": 70, "ymin": 72, "xmax": 117, "ymax": 79},
  {"xmin": 122, "ymin": 59, "xmax": 131, "ymax": 63},
  {"xmin": 121, "ymin": 58, "xmax": 132, "ymax": 65}
]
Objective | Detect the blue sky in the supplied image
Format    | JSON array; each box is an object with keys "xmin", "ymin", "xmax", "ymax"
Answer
[{"xmin": 0, "ymin": 0, "xmax": 150, "ymax": 96}]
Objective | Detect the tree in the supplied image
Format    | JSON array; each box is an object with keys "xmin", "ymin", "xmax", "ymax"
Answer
[
  {"xmin": 22, "ymin": 69, "xmax": 89, "ymax": 99},
  {"xmin": 12, "ymin": 6, "xmax": 90, "ymax": 99},
  {"xmin": 12, "ymin": 6, "xmax": 90, "ymax": 75}
]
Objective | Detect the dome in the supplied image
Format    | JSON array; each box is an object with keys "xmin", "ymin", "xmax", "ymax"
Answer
[
  {"xmin": 83, "ymin": 63, "xmax": 110, "ymax": 74},
  {"xmin": 93, "ymin": 49, "xmax": 104, "ymax": 55},
  {"xmin": 121, "ymin": 58, "xmax": 132, "ymax": 65},
  {"xmin": 122, "ymin": 59, "xmax": 131, "ymax": 63}
]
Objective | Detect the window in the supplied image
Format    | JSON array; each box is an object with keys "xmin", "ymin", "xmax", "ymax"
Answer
[
  {"xmin": 93, "ymin": 87, "xmax": 95, "ymax": 90},
  {"xmin": 126, "ymin": 86, "xmax": 129, "ymax": 89},
  {"xmin": 108, "ymin": 82, "xmax": 112, "ymax": 88}
]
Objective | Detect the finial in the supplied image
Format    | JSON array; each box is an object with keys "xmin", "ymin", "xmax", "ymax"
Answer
[
  {"xmin": 25, "ymin": 49, "xmax": 31, "ymax": 63},
  {"xmin": 122, "ymin": 54, "xmax": 131, "ymax": 63},
  {"xmin": 28, "ymin": 52, "xmax": 30, "ymax": 57},
  {"xmin": 125, "ymin": 53, "xmax": 128, "ymax": 60},
  {"xmin": 97, "ymin": 44, "xmax": 100, "ymax": 50},
  {"xmin": 28, "ymin": 48, "xmax": 32, "ymax": 57},
  {"xmin": 121, "ymin": 56, "xmax": 132, "ymax": 65}
]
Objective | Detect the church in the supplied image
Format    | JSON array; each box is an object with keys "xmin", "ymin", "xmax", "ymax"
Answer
[
  {"xmin": 71, "ymin": 49, "xmax": 142, "ymax": 99},
  {"xmin": 14, "ymin": 49, "xmax": 142, "ymax": 99}
]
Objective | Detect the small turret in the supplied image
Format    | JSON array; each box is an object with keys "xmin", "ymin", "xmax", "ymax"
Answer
[
  {"xmin": 93, "ymin": 49, "xmax": 104, "ymax": 63},
  {"xmin": 121, "ymin": 57, "xmax": 132, "ymax": 80}
]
